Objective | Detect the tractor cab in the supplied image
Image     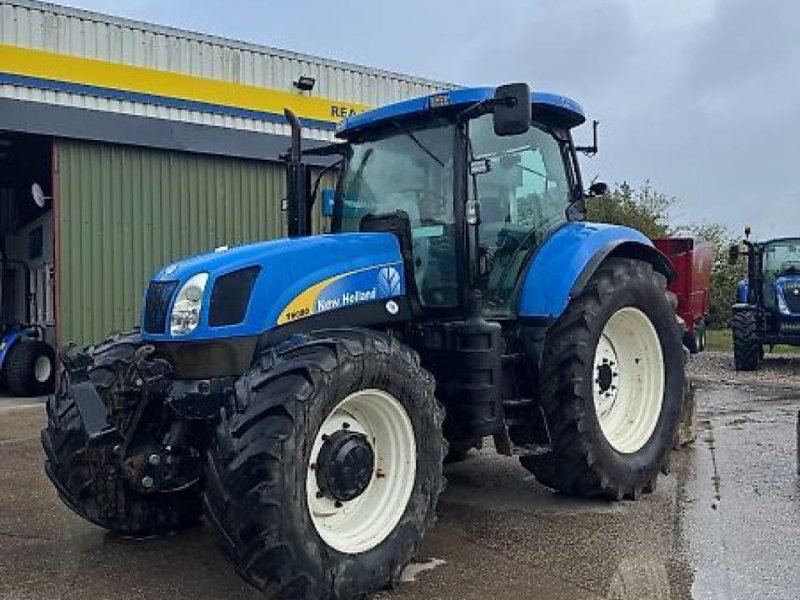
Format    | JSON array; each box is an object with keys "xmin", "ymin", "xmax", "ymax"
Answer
[
  {"xmin": 329, "ymin": 85, "xmax": 587, "ymax": 318},
  {"xmin": 730, "ymin": 235, "xmax": 800, "ymax": 369}
]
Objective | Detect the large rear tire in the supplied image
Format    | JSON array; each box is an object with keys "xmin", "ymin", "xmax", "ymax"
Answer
[
  {"xmin": 521, "ymin": 258, "xmax": 684, "ymax": 500},
  {"xmin": 3, "ymin": 339, "xmax": 55, "ymax": 396},
  {"xmin": 204, "ymin": 329, "xmax": 446, "ymax": 600},
  {"xmin": 41, "ymin": 332, "xmax": 202, "ymax": 535},
  {"xmin": 732, "ymin": 309, "xmax": 761, "ymax": 371}
]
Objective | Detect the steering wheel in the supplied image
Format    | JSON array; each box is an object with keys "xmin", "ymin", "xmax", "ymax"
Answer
[{"xmin": 395, "ymin": 188, "xmax": 449, "ymax": 216}]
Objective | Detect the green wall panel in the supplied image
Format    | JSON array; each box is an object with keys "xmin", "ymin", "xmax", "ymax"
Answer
[{"xmin": 56, "ymin": 140, "xmax": 287, "ymax": 348}]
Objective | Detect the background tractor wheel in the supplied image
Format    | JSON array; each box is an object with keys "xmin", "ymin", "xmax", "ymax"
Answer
[
  {"xmin": 204, "ymin": 329, "xmax": 446, "ymax": 600},
  {"xmin": 521, "ymin": 258, "xmax": 684, "ymax": 500},
  {"xmin": 697, "ymin": 322, "xmax": 707, "ymax": 352},
  {"xmin": 732, "ymin": 310, "xmax": 761, "ymax": 371},
  {"xmin": 3, "ymin": 339, "xmax": 55, "ymax": 396},
  {"xmin": 683, "ymin": 329, "xmax": 700, "ymax": 354},
  {"xmin": 41, "ymin": 332, "xmax": 202, "ymax": 535}
]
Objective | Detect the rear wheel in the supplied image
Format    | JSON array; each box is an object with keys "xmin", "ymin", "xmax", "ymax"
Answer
[
  {"xmin": 3, "ymin": 339, "xmax": 55, "ymax": 396},
  {"xmin": 732, "ymin": 309, "xmax": 761, "ymax": 371},
  {"xmin": 521, "ymin": 258, "xmax": 684, "ymax": 499},
  {"xmin": 204, "ymin": 329, "xmax": 445, "ymax": 600},
  {"xmin": 41, "ymin": 332, "xmax": 203, "ymax": 534}
]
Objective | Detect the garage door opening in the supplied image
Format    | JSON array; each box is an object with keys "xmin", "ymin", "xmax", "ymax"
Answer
[{"xmin": 0, "ymin": 132, "xmax": 56, "ymax": 396}]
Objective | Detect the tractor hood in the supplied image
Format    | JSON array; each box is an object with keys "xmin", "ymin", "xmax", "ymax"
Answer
[
  {"xmin": 142, "ymin": 232, "xmax": 406, "ymax": 342},
  {"xmin": 775, "ymin": 276, "xmax": 800, "ymax": 316}
]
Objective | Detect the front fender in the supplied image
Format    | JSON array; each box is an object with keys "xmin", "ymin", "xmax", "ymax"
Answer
[
  {"xmin": 0, "ymin": 330, "xmax": 24, "ymax": 372},
  {"xmin": 517, "ymin": 222, "xmax": 675, "ymax": 320}
]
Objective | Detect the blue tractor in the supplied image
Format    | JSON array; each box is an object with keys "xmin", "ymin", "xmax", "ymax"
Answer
[
  {"xmin": 730, "ymin": 231, "xmax": 800, "ymax": 370},
  {"xmin": 42, "ymin": 84, "xmax": 683, "ymax": 599},
  {"xmin": 0, "ymin": 255, "xmax": 55, "ymax": 397}
]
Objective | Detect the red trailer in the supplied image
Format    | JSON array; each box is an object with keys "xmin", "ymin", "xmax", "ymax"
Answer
[{"xmin": 653, "ymin": 237, "xmax": 713, "ymax": 353}]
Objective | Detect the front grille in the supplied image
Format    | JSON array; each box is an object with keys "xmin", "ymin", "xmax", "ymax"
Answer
[
  {"xmin": 209, "ymin": 267, "xmax": 260, "ymax": 327},
  {"xmin": 143, "ymin": 281, "xmax": 179, "ymax": 333},
  {"xmin": 781, "ymin": 281, "xmax": 800, "ymax": 314},
  {"xmin": 781, "ymin": 320, "xmax": 800, "ymax": 332}
]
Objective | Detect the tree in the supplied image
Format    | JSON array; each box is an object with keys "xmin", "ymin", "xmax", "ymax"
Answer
[
  {"xmin": 586, "ymin": 181, "xmax": 676, "ymax": 239},
  {"xmin": 586, "ymin": 182, "xmax": 742, "ymax": 329}
]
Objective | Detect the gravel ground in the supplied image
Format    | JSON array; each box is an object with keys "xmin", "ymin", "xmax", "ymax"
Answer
[{"xmin": 687, "ymin": 350, "xmax": 800, "ymax": 388}]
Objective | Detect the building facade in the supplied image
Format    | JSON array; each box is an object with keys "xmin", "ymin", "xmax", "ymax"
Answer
[{"xmin": 0, "ymin": 0, "xmax": 453, "ymax": 347}]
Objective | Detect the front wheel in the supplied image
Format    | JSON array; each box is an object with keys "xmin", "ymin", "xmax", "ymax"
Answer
[
  {"xmin": 41, "ymin": 332, "xmax": 203, "ymax": 534},
  {"xmin": 522, "ymin": 258, "xmax": 684, "ymax": 499},
  {"xmin": 732, "ymin": 309, "xmax": 761, "ymax": 371},
  {"xmin": 204, "ymin": 329, "xmax": 446, "ymax": 600}
]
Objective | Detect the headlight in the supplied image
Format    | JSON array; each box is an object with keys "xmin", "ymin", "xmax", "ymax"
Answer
[
  {"xmin": 170, "ymin": 273, "xmax": 208, "ymax": 335},
  {"xmin": 778, "ymin": 290, "xmax": 791, "ymax": 315}
]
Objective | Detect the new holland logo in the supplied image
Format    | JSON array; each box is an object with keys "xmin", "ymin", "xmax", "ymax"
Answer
[{"xmin": 377, "ymin": 266, "xmax": 402, "ymax": 297}]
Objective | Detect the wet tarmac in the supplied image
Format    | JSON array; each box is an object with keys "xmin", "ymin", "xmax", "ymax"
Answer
[{"xmin": 1, "ymin": 381, "xmax": 798, "ymax": 599}]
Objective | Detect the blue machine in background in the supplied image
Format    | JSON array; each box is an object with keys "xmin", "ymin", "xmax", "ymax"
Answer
[
  {"xmin": 730, "ymin": 235, "xmax": 800, "ymax": 370},
  {"xmin": 0, "ymin": 256, "xmax": 55, "ymax": 397}
]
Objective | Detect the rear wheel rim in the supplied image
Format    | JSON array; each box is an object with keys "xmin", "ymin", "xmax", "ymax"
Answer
[
  {"xmin": 593, "ymin": 307, "xmax": 665, "ymax": 454},
  {"xmin": 34, "ymin": 355, "xmax": 52, "ymax": 383},
  {"xmin": 306, "ymin": 389, "xmax": 416, "ymax": 554}
]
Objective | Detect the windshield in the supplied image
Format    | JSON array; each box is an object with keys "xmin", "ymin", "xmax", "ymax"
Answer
[
  {"xmin": 337, "ymin": 121, "xmax": 458, "ymax": 307},
  {"xmin": 763, "ymin": 239, "xmax": 800, "ymax": 308},
  {"xmin": 469, "ymin": 114, "xmax": 572, "ymax": 313},
  {"xmin": 334, "ymin": 114, "xmax": 575, "ymax": 314},
  {"xmin": 764, "ymin": 240, "xmax": 800, "ymax": 276}
]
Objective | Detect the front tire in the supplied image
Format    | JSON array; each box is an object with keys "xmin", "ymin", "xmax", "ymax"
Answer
[
  {"xmin": 732, "ymin": 309, "xmax": 761, "ymax": 371},
  {"xmin": 41, "ymin": 332, "xmax": 203, "ymax": 534},
  {"xmin": 522, "ymin": 258, "xmax": 684, "ymax": 499},
  {"xmin": 204, "ymin": 329, "xmax": 446, "ymax": 600}
]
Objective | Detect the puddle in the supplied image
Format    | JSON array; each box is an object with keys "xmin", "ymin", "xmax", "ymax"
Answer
[{"xmin": 399, "ymin": 558, "xmax": 446, "ymax": 582}]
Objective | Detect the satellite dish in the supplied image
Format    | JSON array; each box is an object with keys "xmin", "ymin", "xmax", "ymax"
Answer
[{"xmin": 31, "ymin": 182, "xmax": 51, "ymax": 208}]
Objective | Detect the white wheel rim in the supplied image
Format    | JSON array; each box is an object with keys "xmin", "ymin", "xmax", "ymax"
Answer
[
  {"xmin": 306, "ymin": 389, "xmax": 416, "ymax": 554},
  {"xmin": 593, "ymin": 307, "xmax": 665, "ymax": 454},
  {"xmin": 34, "ymin": 355, "xmax": 52, "ymax": 383}
]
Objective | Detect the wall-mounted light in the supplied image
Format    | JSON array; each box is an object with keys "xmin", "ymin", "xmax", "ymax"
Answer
[{"xmin": 293, "ymin": 75, "xmax": 316, "ymax": 92}]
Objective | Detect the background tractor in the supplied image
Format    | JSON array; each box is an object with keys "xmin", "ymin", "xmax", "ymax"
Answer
[
  {"xmin": 729, "ymin": 230, "xmax": 800, "ymax": 370},
  {"xmin": 42, "ymin": 84, "xmax": 684, "ymax": 600},
  {"xmin": 0, "ymin": 183, "xmax": 56, "ymax": 397}
]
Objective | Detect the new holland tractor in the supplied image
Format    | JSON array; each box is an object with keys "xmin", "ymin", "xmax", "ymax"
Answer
[
  {"xmin": 729, "ymin": 231, "xmax": 800, "ymax": 370},
  {"xmin": 42, "ymin": 84, "xmax": 683, "ymax": 599}
]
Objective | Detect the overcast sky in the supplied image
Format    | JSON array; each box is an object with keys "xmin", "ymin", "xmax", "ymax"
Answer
[{"xmin": 61, "ymin": 0, "xmax": 800, "ymax": 238}]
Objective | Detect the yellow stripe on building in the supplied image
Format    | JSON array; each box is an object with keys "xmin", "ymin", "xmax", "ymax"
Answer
[{"xmin": 0, "ymin": 44, "xmax": 367, "ymax": 124}]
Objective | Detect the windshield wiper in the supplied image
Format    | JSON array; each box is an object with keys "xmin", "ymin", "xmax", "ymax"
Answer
[{"xmin": 391, "ymin": 120, "xmax": 445, "ymax": 167}]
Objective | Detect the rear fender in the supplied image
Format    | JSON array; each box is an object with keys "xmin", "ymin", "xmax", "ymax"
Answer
[{"xmin": 517, "ymin": 222, "xmax": 675, "ymax": 320}]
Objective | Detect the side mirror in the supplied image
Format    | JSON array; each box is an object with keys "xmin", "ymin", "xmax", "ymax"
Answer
[
  {"xmin": 321, "ymin": 188, "xmax": 336, "ymax": 218},
  {"xmin": 493, "ymin": 83, "xmax": 531, "ymax": 137},
  {"xmin": 728, "ymin": 244, "xmax": 740, "ymax": 265},
  {"xmin": 587, "ymin": 181, "xmax": 609, "ymax": 197}
]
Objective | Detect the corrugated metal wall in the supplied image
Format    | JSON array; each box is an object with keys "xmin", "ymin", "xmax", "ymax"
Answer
[
  {"xmin": 56, "ymin": 138, "xmax": 289, "ymax": 347},
  {"xmin": 2, "ymin": 0, "xmax": 453, "ymax": 139}
]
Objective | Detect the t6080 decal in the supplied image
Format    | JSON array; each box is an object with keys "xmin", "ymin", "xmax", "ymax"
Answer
[{"xmin": 277, "ymin": 263, "xmax": 404, "ymax": 325}]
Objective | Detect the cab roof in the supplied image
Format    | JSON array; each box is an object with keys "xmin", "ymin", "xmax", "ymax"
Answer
[{"xmin": 336, "ymin": 86, "xmax": 586, "ymax": 139}]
